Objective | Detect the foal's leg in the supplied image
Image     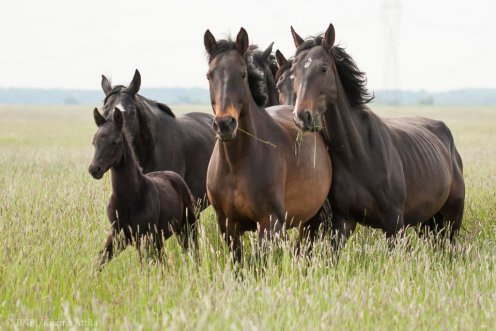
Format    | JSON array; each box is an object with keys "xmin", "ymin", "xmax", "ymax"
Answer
[
  {"xmin": 98, "ymin": 229, "xmax": 116, "ymax": 266},
  {"xmin": 98, "ymin": 201, "xmax": 127, "ymax": 267}
]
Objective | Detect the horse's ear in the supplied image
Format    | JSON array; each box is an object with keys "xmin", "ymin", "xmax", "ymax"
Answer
[
  {"xmin": 290, "ymin": 26, "xmax": 304, "ymax": 48},
  {"xmin": 101, "ymin": 75, "xmax": 112, "ymax": 95},
  {"xmin": 94, "ymin": 108, "xmax": 106, "ymax": 127},
  {"xmin": 275, "ymin": 50, "xmax": 287, "ymax": 67},
  {"xmin": 204, "ymin": 29, "xmax": 217, "ymax": 55},
  {"xmin": 236, "ymin": 27, "xmax": 249, "ymax": 54},
  {"xmin": 113, "ymin": 107, "xmax": 124, "ymax": 130},
  {"xmin": 323, "ymin": 23, "xmax": 336, "ymax": 48},
  {"xmin": 127, "ymin": 69, "xmax": 141, "ymax": 95},
  {"xmin": 262, "ymin": 42, "xmax": 274, "ymax": 59}
]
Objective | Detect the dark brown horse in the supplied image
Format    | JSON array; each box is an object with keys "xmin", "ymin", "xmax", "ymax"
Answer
[
  {"xmin": 204, "ymin": 27, "xmax": 333, "ymax": 261},
  {"xmin": 291, "ymin": 23, "xmax": 465, "ymax": 241},
  {"xmin": 275, "ymin": 49, "xmax": 296, "ymax": 105},
  {"xmin": 89, "ymin": 108, "xmax": 197, "ymax": 266},
  {"xmin": 100, "ymin": 70, "xmax": 215, "ymax": 208},
  {"xmin": 248, "ymin": 42, "xmax": 279, "ymax": 107}
]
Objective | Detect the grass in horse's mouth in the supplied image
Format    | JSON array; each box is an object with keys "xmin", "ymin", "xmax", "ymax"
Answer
[
  {"xmin": 294, "ymin": 130, "xmax": 304, "ymax": 165},
  {"xmin": 237, "ymin": 127, "xmax": 277, "ymax": 148}
]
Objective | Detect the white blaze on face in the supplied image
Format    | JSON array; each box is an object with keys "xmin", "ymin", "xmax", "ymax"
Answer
[
  {"xmin": 115, "ymin": 103, "xmax": 126, "ymax": 113},
  {"xmin": 304, "ymin": 57, "xmax": 312, "ymax": 69}
]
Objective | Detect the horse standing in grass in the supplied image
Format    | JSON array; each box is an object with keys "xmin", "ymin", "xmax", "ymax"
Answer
[
  {"xmin": 291, "ymin": 23, "xmax": 465, "ymax": 241},
  {"xmin": 204, "ymin": 28, "xmax": 333, "ymax": 262},
  {"xmin": 89, "ymin": 108, "xmax": 197, "ymax": 266},
  {"xmin": 100, "ymin": 70, "xmax": 215, "ymax": 208}
]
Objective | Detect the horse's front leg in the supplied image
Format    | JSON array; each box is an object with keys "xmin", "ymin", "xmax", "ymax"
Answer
[
  {"xmin": 98, "ymin": 200, "xmax": 126, "ymax": 268},
  {"xmin": 257, "ymin": 210, "xmax": 287, "ymax": 257},
  {"xmin": 217, "ymin": 211, "xmax": 243, "ymax": 264},
  {"xmin": 98, "ymin": 229, "xmax": 115, "ymax": 267},
  {"xmin": 297, "ymin": 214, "xmax": 323, "ymax": 256},
  {"xmin": 331, "ymin": 213, "xmax": 356, "ymax": 252}
]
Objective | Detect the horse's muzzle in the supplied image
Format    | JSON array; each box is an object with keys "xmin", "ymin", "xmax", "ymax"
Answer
[
  {"xmin": 213, "ymin": 116, "xmax": 237, "ymax": 141},
  {"xmin": 88, "ymin": 164, "xmax": 104, "ymax": 179},
  {"xmin": 294, "ymin": 110, "xmax": 321, "ymax": 132}
]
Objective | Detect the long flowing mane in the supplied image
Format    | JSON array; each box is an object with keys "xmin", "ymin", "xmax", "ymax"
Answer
[
  {"xmin": 295, "ymin": 36, "xmax": 374, "ymax": 107},
  {"xmin": 207, "ymin": 38, "xmax": 268, "ymax": 107}
]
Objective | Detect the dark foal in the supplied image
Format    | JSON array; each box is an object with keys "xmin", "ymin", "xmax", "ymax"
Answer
[
  {"xmin": 204, "ymin": 28, "xmax": 333, "ymax": 263},
  {"xmin": 101, "ymin": 70, "xmax": 215, "ymax": 209},
  {"xmin": 89, "ymin": 108, "xmax": 197, "ymax": 266},
  {"xmin": 291, "ymin": 23, "xmax": 465, "ymax": 242}
]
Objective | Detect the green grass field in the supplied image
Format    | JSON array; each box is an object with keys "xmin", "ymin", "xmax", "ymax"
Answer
[{"xmin": 0, "ymin": 105, "xmax": 495, "ymax": 330}]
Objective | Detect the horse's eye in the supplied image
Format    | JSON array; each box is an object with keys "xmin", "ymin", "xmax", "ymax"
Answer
[
  {"xmin": 111, "ymin": 140, "xmax": 118, "ymax": 145},
  {"xmin": 322, "ymin": 66, "xmax": 329, "ymax": 73},
  {"xmin": 206, "ymin": 71, "xmax": 212, "ymax": 80},
  {"xmin": 241, "ymin": 72, "xmax": 247, "ymax": 79}
]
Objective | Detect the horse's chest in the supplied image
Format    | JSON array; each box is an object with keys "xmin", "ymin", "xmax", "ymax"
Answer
[{"xmin": 209, "ymin": 175, "xmax": 263, "ymax": 221}]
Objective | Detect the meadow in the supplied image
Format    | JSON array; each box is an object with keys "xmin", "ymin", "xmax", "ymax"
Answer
[{"xmin": 0, "ymin": 104, "xmax": 495, "ymax": 330}]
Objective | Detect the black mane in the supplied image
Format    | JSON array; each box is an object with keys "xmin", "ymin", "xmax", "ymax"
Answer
[
  {"xmin": 295, "ymin": 36, "xmax": 374, "ymax": 107},
  {"xmin": 208, "ymin": 39, "xmax": 268, "ymax": 107},
  {"xmin": 103, "ymin": 84, "xmax": 175, "ymax": 118}
]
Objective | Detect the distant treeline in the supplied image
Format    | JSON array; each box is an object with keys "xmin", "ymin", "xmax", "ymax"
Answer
[{"xmin": 0, "ymin": 88, "xmax": 495, "ymax": 106}]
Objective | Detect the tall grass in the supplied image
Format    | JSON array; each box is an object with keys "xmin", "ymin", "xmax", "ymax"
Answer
[{"xmin": 0, "ymin": 105, "xmax": 495, "ymax": 330}]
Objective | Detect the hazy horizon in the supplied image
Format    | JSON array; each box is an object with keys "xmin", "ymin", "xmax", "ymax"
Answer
[{"xmin": 1, "ymin": 0, "xmax": 495, "ymax": 92}]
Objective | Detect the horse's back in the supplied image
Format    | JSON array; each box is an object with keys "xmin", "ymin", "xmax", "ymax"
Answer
[
  {"xmin": 146, "ymin": 171, "xmax": 194, "ymax": 216},
  {"xmin": 382, "ymin": 115, "xmax": 460, "ymax": 223}
]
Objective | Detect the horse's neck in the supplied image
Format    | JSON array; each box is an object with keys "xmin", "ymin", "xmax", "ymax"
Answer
[
  {"xmin": 218, "ymin": 98, "xmax": 273, "ymax": 168},
  {"xmin": 134, "ymin": 96, "xmax": 178, "ymax": 169},
  {"xmin": 111, "ymin": 134, "xmax": 146, "ymax": 203},
  {"xmin": 266, "ymin": 75, "xmax": 279, "ymax": 106},
  {"xmin": 324, "ymin": 78, "xmax": 378, "ymax": 163}
]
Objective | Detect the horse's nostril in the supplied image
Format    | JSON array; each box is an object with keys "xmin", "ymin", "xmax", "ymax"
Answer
[
  {"xmin": 212, "ymin": 120, "xmax": 219, "ymax": 130},
  {"xmin": 299, "ymin": 110, "xmax": 312, "ymax": 125}
]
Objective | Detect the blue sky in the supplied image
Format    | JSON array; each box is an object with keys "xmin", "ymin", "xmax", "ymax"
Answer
[{"xmin": 1, "ymin": 0, "xmax": 495, "ymax": 91}]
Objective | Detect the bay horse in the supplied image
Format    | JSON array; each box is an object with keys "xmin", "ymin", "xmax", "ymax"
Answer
[
  {"xmin": 204, "ymin": 27, "xmax": 333, "ymax": 262},
  {"xmin": 100, "ymin": 70, "xmax": 215, "ymax": 208},
  {"xmin": 89, "ymin": 108, "xmax": 197, "ymax": 266},
  {"xmin": 291, "ymin": 23, "xmax": 465, "ymax": 241},
  {"xmin": 275, "ymin": 49, "xmax": 296, "ymax": 105}
]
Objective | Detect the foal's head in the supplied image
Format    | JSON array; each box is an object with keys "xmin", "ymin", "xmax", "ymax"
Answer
[
  {"xmin": 275, "ymin": 50, "xmax": 295, "ymax": 105},
  {"xmin": 204, "ymin": 27, "xmax": 263, "ymax": 141},
  {"xmin": 101, "ymin": 70, "xmax": 141, "ymax": 141},
  {"xmin": 89, "ymin": 108, "xmax": 125, "ymax": 179},
  {"xmin": 290, "ymin": 23, "xmax": 373, "ymax": 131}
]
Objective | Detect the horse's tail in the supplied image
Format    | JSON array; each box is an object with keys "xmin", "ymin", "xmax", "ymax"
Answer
[
  {"xmin": 432, "ymin": 121, "xmax": 465, "ymax": 240},
  {"xmin": 167, "ymin": 172, "xmax": 198, "ymax": 251}
]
